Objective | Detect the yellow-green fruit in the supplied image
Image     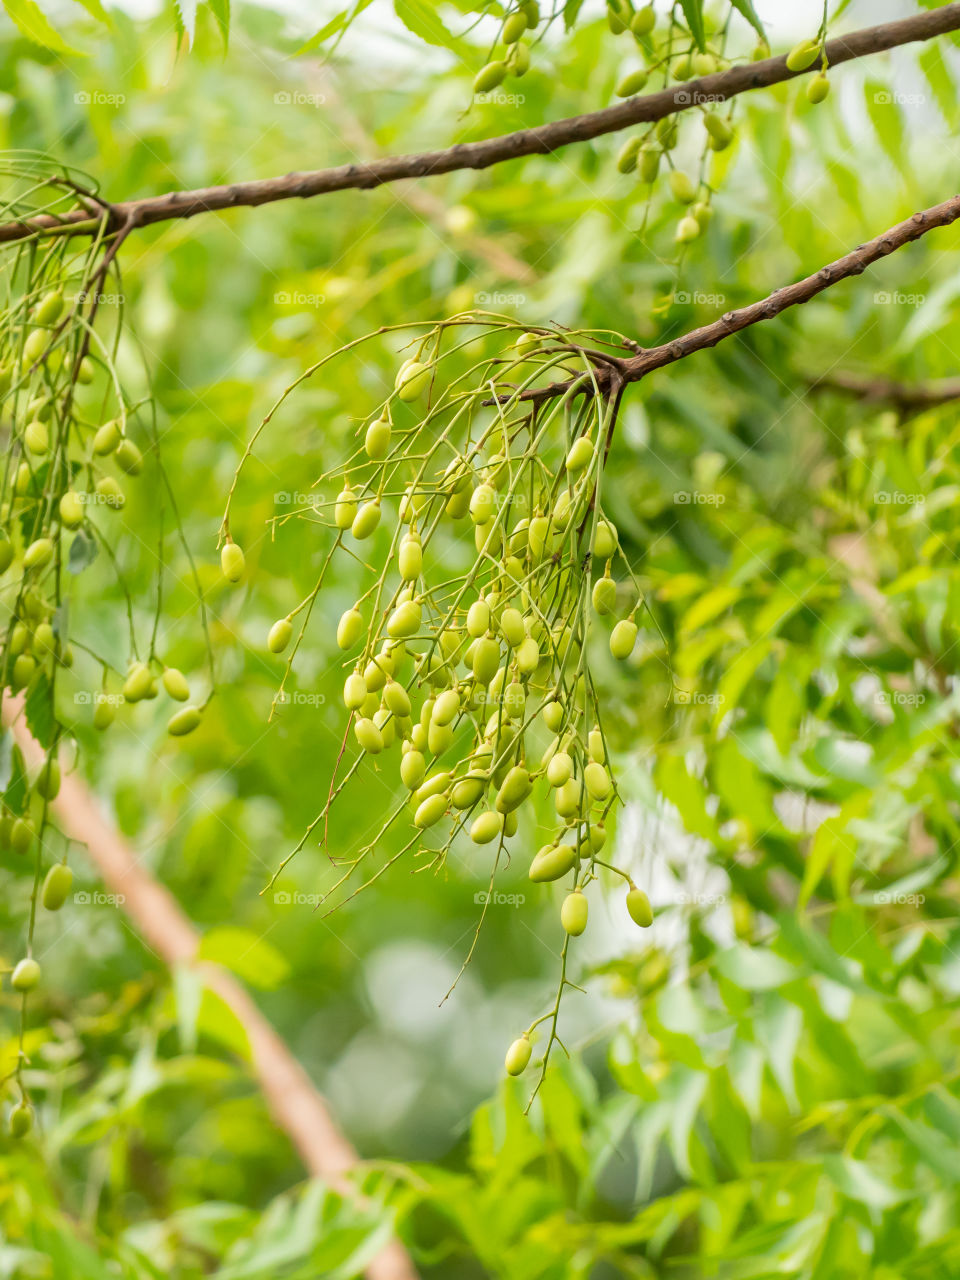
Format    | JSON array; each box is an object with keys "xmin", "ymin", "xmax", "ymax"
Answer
[
  {"xmin": 10, "ymin": 818, "xmax": 32, "ymax": 855},
  {"xmin": 616, "ymin": 135, "xmax": 642, "ymax": 174},
  {"xmin": 12, "ymin": 653, "xmax": 35, "ymax": 689},
  {"xmin": 124, "ymin": 662, "xmax": 153, "ymax": 702},
  {"xmin": 592, "ymin": 576, "xmax": 617, "ymax": 615},
  {"xmin": 351, "ymin": 499, "xmax": 381, "ymax": 540},
  {"xmin": 42, "ymin": 862, "xmax": 73, "ymax": 911},
  {"xmin": 588, "ymin": 728, "xmax": 605, "ymax": 763},
  {"xmin": 383, "ymin": 680, "xmax": 411, "ymax": 717},
  {"xmin": 692, "ymin": 201, "xmax": 713, "ymax": 229},
  {"xmin": 398, "ymin": 534, "xmax": 422, "ymax": 582},
  {"xmin": 77, "ymin": 356, "xmax": 95, "ymax": 383},
  {"xmin": 96, "ymin": 476, "xmax": 125, "ymax": 508},
  {"xmin": 363, "ymin": 656, "xmax": 389, "ymax": 693},
  {"xmin": 504, "ymin": 1035, "xmax": 532, "ymax": 1076},
  {"xmin": 547, "ymin": 752, "xmax": 573, "ymax": 788},
  {"xmin": 162, "ymin": 668, "xmax": 190, "ymax": 701},
  {"xmin": 752, "ymin": 40, "xmax": 771, "ymax": 60},
  {"xmin": 23, "ymin": 329, "xmax": 47, "ymax": 363},
  {"xmin": 672, "ymin": 54, "xmax": 692, "ymax": 79},
  {"xmin": 9, "ymin": 623, "xmax": 28, "ymax": 656},
  {"xmin": 542, "ymin": 700, "xmax": 564, "ymax": 732},
  {"xmin": 36, "ymin": 288, "xmax": 64, "ymax": 325},
  {"xmin": 630, "ymin": 5, "xmax": 654, "ymax": 35},
  {"xmin": 267, "ymin": 618, "xmax": 293, "ymax": 654},
  {"xmin": 221, "ymin": 541, "xmax": 245, "ymax": 582},
  {"xmin": 561, "ymin": 891, "xmax": 588, "ymax": 936},
  {"xmin": 395, "ymin": 360, "xmax": 431, "ymax": 401},
  {"xmin": 467, "ymin": 600, "xmax": 490, "ymax": 638},
  {"xmin": 516, "ymin": 635, "xmax": 539, "ymax": 674},
  {"xmin": 116, "ymin": 438, "xmax": 143, "ymax": 475},
  {"xmin": 15, "ymin": 463, "xmax": 31, "ymax": 496},
  {"xmin": 507, "ymin": 39, "xmax": 530, "ymax": 74},
  {"xmin": 93, "ymin": 694, "xmax": 116, "ymax": 729},
  {"xmin": 335, "ymin": 485, "xmax": 357, "ymax": 530},
  {"xmin": 656, "ymin": 117, "xmax": 678, "ymax": 148},
  {"xmin": 432, "ymin": 688, "xmax": 460, "ymax": 727},
  {"xmin": 514, "ymin": 331, "xmax": 540, "ymax": 355},
  {"xmin": 168, "ymin": 705, "xmax": 201, "ymax": 736},
  {"xmin": 59, "ymin": 490, "xmax": 84, "ymax": 528},
  {"xmin": 23, "ymin": 538, "xmax": 54, "ymax": 569},
  {"xmin": 616, "ymin": 68, "xmax": 648, "ymax": 97},
  {"xmin": 610, "ymin": 619, "xmax": 638, "ymax": 660},
  {"xmin": 355, "ymin": 717, "xmax": 384, "ymax": 754},
  {"xmin": 33, "ymin": 623, "xmax": 55, "ymax": 656},
  {"xmin": 414, "ymin": 772, "xmax": 451, "ymax": 806},
  {"xmin": 669, "ymin": 170, "xmax": 697, "ymax": 204},
  {"xmin": 400, "ymin": 749, "xmax": 426, "ymax": 790},
  {"xmin": 693, "ymin": 52, "xmax": 716, "ymax": 76},
  {"xmin": 337, "ymin": 607, "xmax": 363, "ymax": 650},
  {"xmin": 565, "ymin": 434, "xmax": 594, "ymax": 473},
  {"xmin": 626, "ymin": 887, "xmax": 654, "ymax": 927},
  {"xmin": 472, "ymin": 636, "xmax": 500, "ymax": 684},
  {"xmin": 452, "ymin": 774, "xmax": 486, "ymax": 809},
  {"xmin": 415, "ymin": 792, "xmax": 447, "ymax": 829},
  {"xmin": 427, "ymin": 720, "xmax": 453, "ymax": 756},
  {"xmin": 93, "ymin": 420, "xmax": 121, "ymax": 455},
  {"xmin": 704, "ymin": 113, "xmax": 733, "ymax": 147},
  {"xmin": 9, "ymin": 1103, "xmax": 32, "ymax": 1138},
  {"xmin": 639, "ymin": 147, "xmax": 660, "ymax": 184},
  {"xmin": 495, "ymin": 765, "xmax": 531, "ymax": 814},
  {"xmin": 344, "ymin": 672, "xmax": 367, "ymax": 710},
  {"xmin": 35, "ymin": 758, "xmax": 60, "ymax": 800},
  {"xmin": 503, "ymin": 10, "xmax": 527, "ymax": 42},
  {"xmin": 555, "ymin": 776, "xmax": 584, "ymax": 818},
  {"xmin": 387, "ymin": 599, "xmax": 421, "ymax": 640},
  {"xmin": 499, "ymin": 607, "xmax": 525, "ymax": 648},
  {"xmin": 365, "ymin": 416, "xmax": 392, "ymax": 460},
  {"xmin": 469, "ymin": 483, "xmax": 496, "ymax": 525},
  {"xmin": 474, "ymin": 61, "xmax": 507, "ymax": 93},
  {"xmin": 528, "ymin": 514, "xmax": 549, "ymax": 560},
  {"xmin": 785, "ymin": 38, "xmax": 819, "ymax": 71},
  {"xmin": 11, "ymin": 958, "xmax": 40, "ymax": 991},
  {"xmin": 584, "ymin": 761, "xmax": 611, "ymax": 801},
  {"xmin": 0, "ymin": 541, "xmax": 11, "ymax": 574},
  {"xmin": 529, "ymin": 843, "xmax": 577, "ymax": 882},
  {"xmin": 471, "ymin": 810, "xmax": 503, "ymax": 844},
  {"xmin": 807, "ymin": 73, "xmax": 830, "ymax": 103},
  {"xmin": 521, "ymin": 0, "xmax": 539, "ymax": 24},
  {"xmin": 676, "ymin": 216, "xmax": 701, "ymax": 243},
  {"xmin": 24, "ymin": 419, "xmax": 48, "ymax": 454}
]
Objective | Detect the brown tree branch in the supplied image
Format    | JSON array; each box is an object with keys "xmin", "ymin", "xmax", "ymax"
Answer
[
  {"xmin": 807, "ymin": 370, "xmax": 960, "ymax": 412},
  {"xmin": 3, "ymin": 702, "xmax": 419, "ymax": 1280},
  {"xmin": 3, "ymin": 5, "xmax": 959, "ymax": 244}
]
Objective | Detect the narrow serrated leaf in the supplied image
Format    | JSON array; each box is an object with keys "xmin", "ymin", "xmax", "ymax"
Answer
[
  {"xmin": 24, "ymin": 670, "xmax": 56, "ymax": 749},
  {"xmin": 729, "ymin": 0, "xmax": 764, "ymax": 40},
  {"xmin": 678, "ymin": 0, "xmax": 705, "ymax": 51},
  {"xmin": 2, "ymin": 0, "xmax": 81, "ymax": 52}
]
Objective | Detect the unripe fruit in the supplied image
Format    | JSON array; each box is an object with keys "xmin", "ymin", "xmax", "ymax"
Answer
[
  {"xmin": 452, "ymin": 774, "xmax": 486, "ymax": 808},
  {"xmin": 398, "ymin": 533, "xmax": 422, "ymax": 581},
  {"xmin": 116, "ymin": 438, "xmax": 143, "ymax": 475},
  {"xmin": 610, "ymin": 619, "xmax": 638, "ymax": 660},
  {"xmin": 395, "ymin": 360, "xmax": 431, "ymax": 400},
  {"xmin": 427, "ymin": 720, "xmax": 453, "ymax": 756},
  {"xmin": 503, "ymin": 681, "xmax": 525, "ymax": 719},
  {"xmin": 542, "ymin": 700, "xmax": 564, "ymax": 732},
  {"xmin": 561, "ymin": 891, "xmax": 588, "ymax": 936},
  {"xmin": 565, "ymin": 434, "xmax": 594, "ymax": 473},
  {"xmin": 76, "ymin": 356, "xmax": 95, "ymax": 383},
  {"xmin": 495, "ymin": 765, "xmax": 531, "ymax": 814},
  {"xmin": 337, "ymin": 607, "xmax": 363, "ymax": 650},
  {"xmin": 616, "ymin": 135, "xmax": 642, "ymax": 174},
  {"xmin": 221, "ymin": 540, "xmax": 245, "ymax": 582},
  {"xmin": 672, "ymin": 54, "xmax": 692, "ymax": 79},
  {"xmin": 499, "ymin": 607, "xmax": 525, "ymax": 647},
  {"xmin": 472, "ymin": 636, "xmax": 500, "ymax": 684},
  {"xmin": 10, "ymin": 623, "xmax": 27, "ymax": 655},
  {"xmin": 432, "ymin": 688, "xmax": 460, "ymax": 727},
  {"xmin": 676, "ymin": 216, "xmax": 700, "ymax": 243},
  {"xmin": 547, "ymin": 751, "xmax": 573, "ymax": 787},
  {"xmin": 364, "ymin": 656, "xmax": 389, "ymax": 693},
  {"xmin": 33, "ymin": 623, "xmax": 55, "ymax": 656},
  {"xmin": 555, "ymin": 776, "xmax": 584, "ymax": 818},
  {"xmin": 123, "ymin": 662, "xmax": 153, "ymax": 702},
  {"xmin": 355, "ymin": 717, "xmax": 384, "ymax": 754},
  {"xmin": 23, "ymin": 538, "xmax": 54, "ymax": 569},
  {"xmin": 630, "ymin": 5, "xmax": 654, "ymax": 35},
  {"xmin": 588, "ymin": 728, "xmax": 605, "ymax": 763},
  {"xmin": 514, "ymin": 331, "xmax": 540, "ymax": 355},
  {"xmin": 95, "ymin": 476, "xmax": 125, "ymax": 508},
  {"xmin": 752, "ymin": 40, "xmax": 771, "ymax": 60},
  {"xmin": 10, "ymin": 818, "xmax": 32, "ymax": 855},
  {"xmin": 521, "ymin": 0, "xmax": 539, "ymax": 24},
  {"xmin": 162, "ymin": 668, "xmax": 190, "ymax": 701},
  {"xmin": 626, "ymin": 887, "xmax": 654, "ymax": 927},
  {"xmin": 471, "ymin": 810, "xmax": 503, "ymax": 844},
  {"xmin": 516, "ymin": 635, "xmax": 539, "ymax": 674},
  {"xmin": 11, "ymin": 958, "xmax": 40, "ymax": 991},
  {"xmin": 656, "ymin": 116, "xmax": 678, "ymax": 148},
  {"xmin": 23, "ymin": 328, "xmax": 47, "ymax": 362},
  {"xmin": 692, "ymin": 201, "xmax": 713, "ymax": 229},
  {"xmin": 669, "ymin": 170, "xmax": 697, "ymax": 204},
  {"xmin": 400, "ymin": 749, "xmax": 426, "ymax": 790},
  {"xmin": 503, "ymin": 10, "xmax": 527, "ymax": 42},
  {"xmin": 11, "ymin": 653, "xmax": 33, "ymax": 691},
  {"xmin": 351, "ymin": 499, "xmax": 381, "ymax": 540},
  {"xmin": 467, "ymin": 600, "xmax": 490, "ymax": 637},
  {"xmin": 168, "ymin": 705, "xmax": 201, "ymax": 736},
  {"xmin": 383, "ymin": 680, "xmax": 411, "ymax": 717},
  {"xmin": 584, "ymin": 760, "xmax": 611, "ymax": 801},
  {"xmin": 415, "ymin": 772, "xmax": 451, "ymax": 805},
  {"xmin": 387, "ymin": 598, "xmax": 421, "ymax": 639},
  {"xmin": 807, "ymin": 73, "xmax": 830, "ymax": 103},
  {"xmin": 528, "ymin": 514, "xmax": 549, "ymax": 560},
  {"xmin": 529, "ymin": 843, "xmax": 576, "ymax": 882},
  {"xmin": 638, "ymin": 147, "xmax": 660, "ymax": 184},
  {"xmin": 59, "ymin": 490, "xmax": 84, "ymax": 528},
  {"xmin": 415, "ymin": 792, "xmax": 447, "ymax": 829},
  {"xmin": 267, "ymin": 618, "xmax": 293, "ymax": 654},
  {"xmin": 704, "ymin": 113, "xmax": 732, "ymax": 147},
  {"xmin": 365, "ymin": 416, "xmax": 391, "ymax": 460},
  {"xmin": 616, "ymin": 68, "xmax": 648, "ymax": 97},
  {"xmin": 0, "ymin": 541, "xmax": 12, "ymax": 573},
  {"xmin": 36, "ymin": 288, "xmax": 64, "ymax": 325},
  {"xmin": 504, "ymin": 1035, "xmax": 531, "ymax": 1075},
  {"xmin": 9, "ymin": 1103, "xmax": 33, "ymax": 1138},
  {"xmin": 474, "ymin": 61, "xmax": 507, "ymax": 93},
  {"xmin": 785, "ymin": 38, "xmax": 819, "ymax": 71},
  {"xmin": 693, "ymin": 52, "xmax": 716, "ymax": 76},
  {"xmin": 24, "ymin": 419, "xmax": 47, "ymax": 454},
  {"xmin": 335, "ymin": 485, "xmax": 357, "ymax": 530},
  {"xmin": 42, "ymin": 862, "xmax": 73, "ymax": 911},
  {"xmin": 35, "ymin": 758, "xmax": 60, "ymax": 800},
  {"xmin": 93, "ymin": 694, "xmax": 116, "ymax": 729},
  {"xmin": 592, "ymin": 576, "xmax": 617, "ymax": 615},
  {"xmin": 15, "ymin": 462, "xmax": 31, "ymax": 496},
  {"xmin": 93, "ymin": 419, "xmax": 121, "ymax": 455},
  {"xmin": 469, "ymin": 483, "xmax": 496, "ymax": 525}
]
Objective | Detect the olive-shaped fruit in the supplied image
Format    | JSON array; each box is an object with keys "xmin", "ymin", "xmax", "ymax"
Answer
[
  {"xmin": 504, "ymin": 1034, "xmax": 532, "ymax": 1075},
  {"xmin": 11, "ymin": 958, "xmax": 41, "ymax": 991},
  {"xmin": 42, "ymin": 862, "xmax": 73, "ymax": 911},
  {"xmin": 470, "ymin": 811, "xmax": 503, "ymax": 844},
  {"xmin": 626, "ymin": 887, "xmax": 654, "ymax": 927},
  {"xmin": 162, "ymin": 668, "xmax": 190, "ymax": 701},
  {"xmin": 168, "ymin": 706, "xmax": 201, "ymax": 736},
  {"xmin": 529, "ymin": 843, "xmax": 577, "ymax": 882},
  {"xmin": 610, "ymin": 619, "xmax": 638, "ymax": 660},
  {"xmin": 561, "ymin": 891, "xmax": 588, "ymax": 936},
  {"xmin": 221, "ymin": 541, "xmax": 245, "ymax": 582}
]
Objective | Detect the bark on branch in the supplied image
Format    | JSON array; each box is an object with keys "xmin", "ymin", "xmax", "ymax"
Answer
[{"xmin": 2, "ymin": 5, "xmax": 959, "ymax": 244}]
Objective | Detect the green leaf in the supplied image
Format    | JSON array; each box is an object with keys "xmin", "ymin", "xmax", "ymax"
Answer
[
  {"xmin": 729, "ymin": 0, "xmax": 765, "ymax": 40},
  {"xmin": 715, "ymin": 944, "xmax": 800, "ymax": 991},
  {"xmin": 2, "ymin": 0, "xmax": 81, "ymax": 51},
  {"xmin": 25, "ymin": 670, "xmax": 56, "ymax": 750},
  {"xmin": 68, "ymin": 528, "xmax": 98, "ymax": 575},
  {"xmin": 394, "ymin": 0, "xmax": 461, "ymax": 52},
  {"xmin": 207, "ymin": 0, "xmax": 229, "ymax": 46},
  {"xmin": 3, "ymin": 743, "xmax": 28, "ymax": 816},
  {"xmin": 197, "ymin": 926, "xmax": 290, "ymax": 990},
  {"xmin": 677, "ymin": 0, "xmax": 705, "ymax": 51}
]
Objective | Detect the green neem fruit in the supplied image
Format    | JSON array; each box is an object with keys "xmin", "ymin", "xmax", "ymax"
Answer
[
  {"xmin": 145, "ymin": 678, "xmax": 159, "ymax": 700},
  {"xmin": 23, "ymin": 538, "xmax": 54, "ymax": 570},
  {"xmin": 704, "ymin": 114, "xmax": 732, "ymax": 148},
  {"xmin": 693, "ymin": 52, "xmax": 716, "ymax": 76},
  {"xmin": 506, "ymin": 40, "xmax": 530, "ymax": 74},
  {"xmin": 565, "ymin": 434, "xmax": 594, "ymax": 473},
  {"xmin": 592, "ymin": 576, "xmax": 617, "ymax": 615},
  {"xmin": 616, "ymin": 68, "xmax": 648, "ymax": 97},
  {"xmin": 499, "ymin": 607, "xmax": 525, "ymax": 647},
  {"xmin": 427, "ymin": 720, "xmax": 453, "ymax": 756},
  {"xmin": 24, "ymin": 420, "xmax": 48, "ymax": 454},
  {"xmin": 503, "ymin": 682, "xmax": 525, "ymax": 719},
  {"xmin": 221, "ymin": 540, "xmax": 245, "ymax": 582},
  {"xmin": 12, "ymin": 654, "xmax": 36, "ymax": 689},
  {"xmin": 373, "ymin": 707, "xmax": 396, "ymax": 748},
  {"xmin": 0, "ymin": 541, "xmax": 11, "ymax": 573},
  {"xmin": 547, "ymin": 751, "xmax": 573, "ymax": 787},
  {"xmin": 10, "ymin": 817, "xmax": 32, "ymax": 855},
  {"xmin": 676, "ymin": 216, "xmax": 701, "ymax": 243},
  {"xmin": 395, "ymin": 359, "xmax": 431, "ymax": 400},
  {"xmin": 168, "ymin": 705, "xmax": 201, "ymax": 736},
  {"xmin": 467, "ymin": 600, "xmax": 490, "ymax": 638},
  {"xmin": 361, "ymin": 691, "xmax": 379, "ymax": 719},
  {"xmin": 656, "ymin": 116, "xmax": 678, "ymax": 148},
  {"xmin": 76, "ymin": 356, "xmax": 95, "ymax": 383},
  {"xmin": 414, "ymin": 772, "xmax": 451, "ymax": 807},
  {"xmin": 527, "ymin": 514, "xmax": 549, "ymax": 560},
  {"xmin": 15, "ymin": 462, "xmax": 31, "ymax": 496},
  {"xmin": 36, "ymin": 288, "xmax": 64, "ymax": 325},
  {"xmin": 398, "ymin": 533, "xmax": 422, "ymax": 582},
  {"xmin": 432, "ymin": 688, "xmax": 460, "ymax": 727},
  {"xmin": 365, "ymin": 415, "xmax": 392, "ymax": 460},
  {"xmin": 9, "ymin": 1102, "xmax": 33, "ymax": 1138},
  {"xmin": 692, "ymin": 201, "xmax": 713, "ymax": 229},
  {"xmin": 672, "ymin": 54, "xmax": 692, "ymax": 79},
  {"xmin": 514, "ymin": 331, "xmax": 540, "ymax": 355},
  {"xmin": 33, "ymin": 623, "xmax": 55, "ymax": 656},
  {"xmin": 785, "ymin": 38, "xmax": 819, "ymax": 71},
  {"xmin": 387, "ymin": 598, "xmax": 421, "ymax": 640},
  {"xmin": 11, "ymin": 957, "xmax": 40, "ymax": 991},
  {"xmin": 669, "ymin": 170, "xmax": 697, "ymax": 204},
  {"xmin": 503, "ymin": 10, "xmax": 527, "ymax": 42},
  {"xmin": 93, "ymin": 420, "xmax": 121, "ymax": 455},
  {"xmin": 469, "ymin": 483, "xmax": 496, "ymax": 525},
  {"xmin": 470, "ymin": 810, "xmax": 503, "ymax": 844},
  {"xmin": 542, "ymin": 700, "xmax": 564, "ymax": 732},
  {"xmin": 616, "ymin": 135, "xmax": 642, "ymax": 174},
  {"xmin": 23, "ymin": 329, "xmax": 47, "ymax": 363},
  {"xmin": 344, "ymin": 673, "xmax": 367, "ymax": 710},
  {"xmin": 474, "ymin": 61, "xmax": 507, "ymax": 93},
  {"xmin": 502, "ymin": 808, "xmax": 517, "ymax": 835},
  {"xmin": 355, "ymin": 717, "xmax": 384, "ymax": 754},
  {"xmin": 529, "ymin": 843, "xmax": 576, "ymax": 882},
  {"xmin": 452, "ymin": 774, "xmax": 486, "ymax": 809},
  {"xmin": 516, "ymin": 635, "xmax": 539, "ymax": 674},
  {"xmin": 472, "ymin": 636, "xmax": 500, "ymax": 684},
  {"xmin": 383, "ymin": 680, "xmax": 411, "ymax": 717},
  {"xmin": 584, "ymin": 761, "xmax": 611, "ymax": 801},
  {"xmin": 400, "ymin": 749, "xmax": 426, "ymax": 790},
  {"xmin": 555, "ymin": 776, "xmax": 585, "ymax": 818},
  {"xmin": 607, "ymin": 3, "xmax": 627, "ymax": 34},
  {"xmin": 521, "ymin": 0, "xmax": 539, "ymax": 24},
  {"xmin": 561, "ymin": 890, "xmax": 588, "ymax": 936},
  {"xmin": 9, "ymin": 623, "xmax": 28, "ymax": 656},
  {"xmin": 42, "ymin": 862, "xmax": 73, "ymax": 911},
  {"xmin": 630, "ymin": 5, "xmax": 654, "ymax": 35},
  {"xmin": 95, "ymin": 476, "xmax": 125, "ymax": 508},
  {"xmin": 35, "ymin": 758, "xmax": 60, "ymax": 800},
  {"xmin": 335, "ymin": 485, "xmax": 357, "ymax": 530},
  {"xmin": 610, "ymin": 618, "xmax": 638, "ymax": 660},
  {"xmin": 638, "ymin": 146, "xmax": 660, "ymax": 184},
  {"xmin": 93, "ymin": 694, "xmax": 116, "ymax": 729},
  {"xmin": 495, "ymin": 765, "xmax": 531, "ymax": 814},
  {"xmin": 124, "ymin": 662, "xmax": 153, "ymax": 702},
  {"xmin": 626, "ymin": 887, "xmax": 654, "ymax": 927},
  {"xmin": 752, "ymin": 40, "xmax": 771, "ymax": 60},
  {"xmin": 267, "ymin": 618, "xmax": 293, "ymax": 654},
  {"xmin": 161, "ymin": 668, "xmax": 189, "ymax": 701},
  {"xmin": 116, "ymin": 438, "xmax": 144, "ymax": 475},
  {"xmin": 351, "ymin": 499, "xmax": 381, "ymax": 540},
  {"xmin": 337, "ymin": 607, "xmax": 363, "ymax": 650},
  {"xmin": 587, "ymin": 820, "xmax": 607, "ymax": 852},
  {"xmin": 59, "ymin": 490, "xmax": 84, "ymax": 528},
  {"xmin": 807, "ymin": 73, "xmax": 830, "ymax": 103},
  {"xmin": 588, "ymin": 729, "xmax": 605, "ymax": 763},
  {"xmin": 415, "ymin": 792, "xmax": 447, "ymax": 829},
  {"xmin": 504, "ymin": 1034, "xmax": 531, "ymax": 1076}
]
